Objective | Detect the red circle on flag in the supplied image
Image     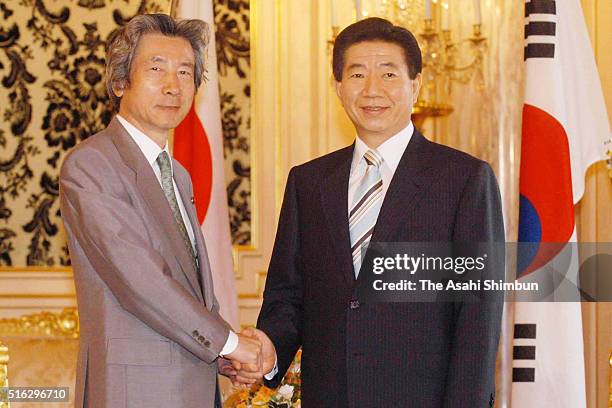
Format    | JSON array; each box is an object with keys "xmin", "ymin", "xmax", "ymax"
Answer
[{"xmin": 173, "ymin": 103, "xmax": 213, "ymax": 224}]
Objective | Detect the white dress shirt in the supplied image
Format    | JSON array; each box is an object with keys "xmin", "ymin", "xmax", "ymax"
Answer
[
  {"xmin": 348, "ymin": 121, "xmax": 414, "ymax": 212},
  {"xmin": 116, "ymin": 115, "xmax": 238, "ymax": 356},
  {"xmin": 265, "ymin": 122, "xmax": 415, "ymax": 381}
]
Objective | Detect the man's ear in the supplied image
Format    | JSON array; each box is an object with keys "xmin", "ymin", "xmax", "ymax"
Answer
[
  {"xmin": 411, "ymin": 73, "xmax": 422, "ymax": 104},
  {"xmin": 335, "ymin": 80, "xmax": 343, "ymax": 99},
  {"xmin": 112, "ymin": 81, "xmax": 125, "ymax": 98}
]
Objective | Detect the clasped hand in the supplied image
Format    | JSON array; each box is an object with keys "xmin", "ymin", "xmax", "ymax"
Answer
[{"xmin": 219, "ymin": 327, "xmax": 276, "ymax": 387}]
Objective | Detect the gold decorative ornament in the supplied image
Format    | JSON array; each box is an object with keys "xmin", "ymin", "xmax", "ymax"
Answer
[
  {"xmin": 609, "ymin": 350, "xmax": 611, "ymax": 408},
  {"xmin": 0, "ymin": 308, "xmax": 79, "ymax": 339},
  {"xmin": 0, "ymin": 341, "xmax": 8, "ymax": 408},
  {"xmin": 606, "ymin": 146, "xmax": 612, "ymax": 179}
]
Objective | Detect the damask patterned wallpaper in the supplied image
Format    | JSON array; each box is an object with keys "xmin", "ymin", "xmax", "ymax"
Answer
[
  {"xmin": 214, "ymin": 0, "xmax": 251, "ymax": 246},
  {"xmin": 0, "ymin": 0, "xmax": 251, "ymax": 266}
]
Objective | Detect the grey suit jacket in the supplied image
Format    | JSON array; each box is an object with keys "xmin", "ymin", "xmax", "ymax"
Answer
[{"xmin": 60, "ymin": 118, "xmax": 230, "ymax": 408}]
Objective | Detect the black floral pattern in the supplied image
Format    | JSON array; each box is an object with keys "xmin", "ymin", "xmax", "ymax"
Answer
[
  {"xmin": 70, "ymin": 53, "xmax": 107, "ymax": 107},
  {"xmin": 215, "ymin": 0, "xmax": 250, "ymax": 78},
  {"xmin": 0, "ymin": 3, "xmax": 37, "ymax": 266},
  {"xmin": 42, "ymin": 101, "xmax": 81, "ymax": 150},
  {"xmin": 214, "ymin": 0, "xmax": 251, "ymax": 245}
]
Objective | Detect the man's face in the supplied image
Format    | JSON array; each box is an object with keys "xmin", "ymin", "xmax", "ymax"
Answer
[
  {"xmin": 114, "ymin": 33, "xmax": 196, "ymax": 141},
  {"xmin": 335, "ymin": 41, "xmax": 421, "ymax": 144}
]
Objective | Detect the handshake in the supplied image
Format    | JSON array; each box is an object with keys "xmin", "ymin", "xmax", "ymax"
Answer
[{"xmin": 220, "ymin": 328, "xmax": 276, "ymax": 387}]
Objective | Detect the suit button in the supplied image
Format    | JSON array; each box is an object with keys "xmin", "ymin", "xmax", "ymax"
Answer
[
  {"xmin": 198, "ymin": 335, "xmax": 206, "ymax": 343},
  {"xmin": 192, "ymin": 330, "xmax": 199, "ymax": 337},
  {"xmin": 204, "ymin": 340, "xmax": 211, "ymax": 347},
  {"xmin": 349, "ymin": 300, "xmax": 360, "ymax": 309}
]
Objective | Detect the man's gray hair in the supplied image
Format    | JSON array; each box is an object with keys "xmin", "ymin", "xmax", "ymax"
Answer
[{"xmin": 105, "ymin": 13, "xmax": 209, "ymax": 112}]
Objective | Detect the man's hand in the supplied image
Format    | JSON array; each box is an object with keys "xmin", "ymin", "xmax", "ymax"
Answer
[
  {"xmin": 217, "ymin": 358, "xmax": 237, "ymax": 378},
  {"xmin": 243, "ymin": 328, "xmax": 276, "ymax": 374},
  {"xmin": 224, "ymin": 332, "xmax": 262, "ymax": 381},
  {"xmin": 229, "ymin": 328, "xmax": 276, "ymax": 387}
]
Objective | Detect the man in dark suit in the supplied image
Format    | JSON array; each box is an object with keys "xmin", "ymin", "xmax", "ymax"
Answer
[{"xmin": 235, "ymin": 18, "xmax": 504, "ymax": 407}]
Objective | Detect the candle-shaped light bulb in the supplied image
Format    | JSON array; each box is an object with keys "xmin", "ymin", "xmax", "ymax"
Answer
[
  {"xmin": 425, "ymin": 0, "xmax": 432, "ymax": 20},
  {"xmin": 441, "ymin": 2, "xmax": 450, "ymax": 30},
  {"xmin": 331, "ymin": 0, "xmax": 338, "ymax": 27},
  {"xmin": 473, "ymin": 0, "xmax": 481, "ymax": 25}
]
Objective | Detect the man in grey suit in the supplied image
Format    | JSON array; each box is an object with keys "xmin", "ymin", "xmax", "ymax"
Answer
[{"xmin": 60, "ymin": 14, "xmax": 262, "ymax": 408}]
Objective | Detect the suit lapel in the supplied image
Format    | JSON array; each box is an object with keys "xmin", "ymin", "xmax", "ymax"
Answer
[
  {"xmin": 108, "ymin": 118, "xmax": 204, "ymax": 302},
  {"xmin": 173, "ymin": 167, "xmax": 215, "ymax": 309},
  {"xmin": 319, "ymin": 145, "xmax": 356, "ymax": 287},
  {"xmin": 371, "ymin": 129, "xmax": 435, "ymax": 243}
]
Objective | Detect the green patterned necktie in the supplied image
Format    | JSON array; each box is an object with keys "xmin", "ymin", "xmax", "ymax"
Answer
[{"xmin": 156, "ymin": 151, "xmax": 198, "ymax": 269}]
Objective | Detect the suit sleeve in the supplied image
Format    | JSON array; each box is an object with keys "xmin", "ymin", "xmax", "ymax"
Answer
[
  {"xmin": 59, "ymin": 150, "xmax": 230, "ymax": 364},
  {"xmin": 257, "ymin": 168, "xmax": 303, "ymax": 388},
  {"xmin": 444, "ymin": 161, "xmax": 505, "ymax": 408}
]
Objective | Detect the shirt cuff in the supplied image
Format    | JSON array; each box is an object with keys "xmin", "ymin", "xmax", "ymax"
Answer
[
  {"xmin": 219, "ymin": 330, "xmax": 238, "ymax": 356},
  {"xmin": 264, "ymin": 354, "xmax": 278, "ymax": 380}
]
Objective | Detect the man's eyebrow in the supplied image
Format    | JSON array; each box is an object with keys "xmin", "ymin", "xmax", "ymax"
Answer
[
  {"xmin": 149, "ymin": 56, "xmax": 194, "ymax": 68},
  {"xmin": 379, "ymin": 61, "xmax": 400, "ymax": 69},
  {"xmin": 346, "ymin": 63, "xmax": 366, "ymax": 71}
]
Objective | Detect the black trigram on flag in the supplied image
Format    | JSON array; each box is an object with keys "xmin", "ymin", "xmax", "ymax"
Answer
[
  {"xmin": 513, "ymin": 323, "xmax": 536, "ymax": 382},
  {"xmin": 524, "ymin": 0, "xmax": 556, "ymax": 60}
]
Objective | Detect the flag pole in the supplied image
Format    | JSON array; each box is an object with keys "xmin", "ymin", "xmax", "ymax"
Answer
[{"xmin": 498, "ymin": 301, "xmax": 515, "ymax": 407}]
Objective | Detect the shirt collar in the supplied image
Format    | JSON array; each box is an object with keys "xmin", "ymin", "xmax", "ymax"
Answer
[
  {"xmin": 352, "ymin": 121, "xmax": 414, "ymax": 173},
  {"xmin": 116, "ymin": 114, "xmax": 171, "ymax": 167}
]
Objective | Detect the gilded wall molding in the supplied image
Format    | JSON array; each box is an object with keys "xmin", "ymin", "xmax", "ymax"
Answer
[
  {"xmin": 609, "ymin": 350, "xmax": 612, "ymax": 407},
  {"xmin": 0, "ymin": 308, "xmax": 78, "ymax": 339},
  {"xmin": 0, "ymin": 267, "xmax": 71, "ymax": 273},
  {"xmin": 0, "ymin": 341, "xmax": 7, "ymax": 408},
  {"xmin": 236, "ymin": 270, "xmax": 267, "ymax": 299}
]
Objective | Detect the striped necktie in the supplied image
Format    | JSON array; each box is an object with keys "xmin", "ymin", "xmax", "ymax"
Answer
[
  {"xmin": 156, "ymin": 151, "xmax": 198, "ymax": 270},
  {"xmin": 349, "ymin": 149, "xmax": 384, "ymax": 277}
]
